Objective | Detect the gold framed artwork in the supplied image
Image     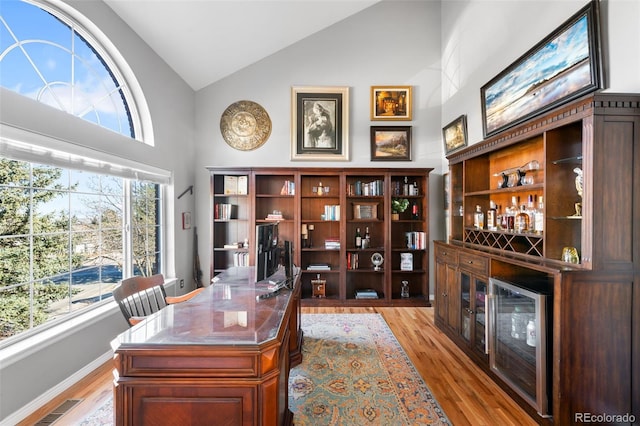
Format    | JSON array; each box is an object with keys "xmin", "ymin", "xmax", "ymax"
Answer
[
  {"xmin": 291, "ymin": 86, "xmax": 349, "ymax": 161},
  {"xmin": 371, "ymin": 86, "xmax": 412, "ymax": 120},
  {"xmin": 442, "ymin": 114, "xmax": 468, "ymax": 155}
]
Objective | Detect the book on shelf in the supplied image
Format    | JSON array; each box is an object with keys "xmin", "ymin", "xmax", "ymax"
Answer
[
  {"xmin": 405, "ymin": 231, "xmax": 427, "ymax": 250},
  {"xmin": 308, "ymin": 263, "xmax": 331, "ymax": 270},
  {"xmin": 400, "ymin": 252, "xmax": 413, "ymax": 271},
  {"xmin": 280, "ymin": 180, "xmax": 295, "ymax": 195},
  {"xmin": 347, "ymin": 252, "xmax": 359, "ymax": 270},
  {"xmin": 323, "ymin": 205, "xmax": 340, "ymax": 221},
  {"xmin": 347, "ymin": 179, "xmax": 384, "ymax": 196},
  {"xmin": 265, "ymin": 213, "xmax": 284, "ymax": 220},
  {"xmin": 214, "ymin": 203, "xmax": 237, "ymax": 220},
  {"xmin": 233, "ymin": 251, "xmax": 249, "ymax": 267},
  {"xmin": 355, "ymin": 289, "xmax": 379, "ymax": 299}
]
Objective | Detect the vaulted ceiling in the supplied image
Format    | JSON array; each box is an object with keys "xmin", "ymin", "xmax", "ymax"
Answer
[{"xmin": 104, "ymin": 1, "xmax": 382, "ymax": 91}]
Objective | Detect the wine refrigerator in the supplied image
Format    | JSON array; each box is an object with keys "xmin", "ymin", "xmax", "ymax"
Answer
[{"xmin": 488, "ymin": 276, "xmax": 553, "ymax": 417}]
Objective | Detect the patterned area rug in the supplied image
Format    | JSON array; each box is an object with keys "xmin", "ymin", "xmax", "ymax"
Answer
[
  {"xmin": 290, "ymin": 313, "xmax": 449, "ymax": 425},
  {"xmin": 78, "ymin": 313, "xmax": 449, "ymax": 425}
]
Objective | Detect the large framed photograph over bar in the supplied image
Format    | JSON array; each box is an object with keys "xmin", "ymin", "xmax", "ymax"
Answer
[
  {"xmin": 481, "ymin": 1, "xmax": 602, "ymax": 138},
  {"xmin": 291, "ymin": 86, "xmax": 349, "ymax": 161}
]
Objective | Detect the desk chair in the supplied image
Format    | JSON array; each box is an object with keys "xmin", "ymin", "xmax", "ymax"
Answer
[{"xmin": 113, "ymin": 274, "xmax": 204, "ymax": 326}]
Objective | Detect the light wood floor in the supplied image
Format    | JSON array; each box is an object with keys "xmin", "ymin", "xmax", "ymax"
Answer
[{"xmin": 19, "ymin": 307, "xmax": 537, "ymax": 425}]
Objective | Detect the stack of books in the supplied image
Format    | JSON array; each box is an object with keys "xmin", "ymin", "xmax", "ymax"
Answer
[
  {"xmin": 308, "ymin": 263, "xmax": 331, "ymax": 271},
  {"xmin": 265, "ymin": 212, "xmax": 283, "ymax": 221},
  {"xmin": 224, "ymin": 242, "xmax": 243, "ymax": 249},
  {"xmin": 324, "ymin": 238, "xmax": 340, "ymax": 250},
  {"xmin": 355, "ymin": 289, "xmax": 379, "ymax": 299}
]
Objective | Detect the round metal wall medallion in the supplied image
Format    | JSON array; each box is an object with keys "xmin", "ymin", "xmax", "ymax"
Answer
[{"xmin": 220, "ymin": 100, "xmax": 272, "ymax": 151}]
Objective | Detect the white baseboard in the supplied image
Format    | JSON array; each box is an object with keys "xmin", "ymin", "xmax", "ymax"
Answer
[{"xmin": 0, "ymin": 351, "xmax": 112, "ymax": 426}]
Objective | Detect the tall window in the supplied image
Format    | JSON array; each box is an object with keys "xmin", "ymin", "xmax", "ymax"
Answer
[
  {"xmin": 0, "ymin": 157, "xmax": 163, "ymax": 341},
  {"xmin": 0, "ymin": 1, "xmax": 162, "ymax": 343},
  {"xmin": 0, "ymin": 0, "xmax": 139, "ymax": 139}
]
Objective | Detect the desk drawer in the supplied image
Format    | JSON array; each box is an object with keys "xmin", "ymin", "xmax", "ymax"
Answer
[
  {"xmin": 435, "ymin": 244, "xmax": 457, "ymax": 263},
  {"xmin": 458, "ymin": 252, "xmax": 488, "ymax": 274}
]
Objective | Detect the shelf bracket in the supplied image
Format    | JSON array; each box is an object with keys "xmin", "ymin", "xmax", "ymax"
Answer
[{"xmin": 177, "ymin": 185, "xmax": 193, "ymax": 200}]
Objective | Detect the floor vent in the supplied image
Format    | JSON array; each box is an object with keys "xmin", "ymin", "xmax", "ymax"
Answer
[{"xmin": 34, "ymin": 399, "xmax": 82, "ymax": 425}]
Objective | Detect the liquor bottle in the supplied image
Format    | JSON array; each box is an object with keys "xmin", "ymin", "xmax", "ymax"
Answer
[
  {"xmin": 487, "ymin": 201, "xmax": 497, "ymax": 231},
  {"xmin": 515, "ymin": 205, "xmax": 530, "ymax": 233},
  {"xmin": 473, "ymin": 205, "xmax": 484, "ymax": 229},
  {"xmin": 355, "ymin": 227, "xmax": 362, "ymax": 249},
  {"xmin": 505, "ymin": 196, "xmax": 518, "ymax": 231},
  {"xmin": 526, "ymin": 195, "xmax": 536, "ymax": 231},
  {"xmin": 404, "ymin": 177, "xmax": 409, "ymax": 195},
  {"xmin": 363, "ymin": 226, "xmax": 371, "ymax": 249},
  {"xmin": 413, "ymin": 180, "xmax": 419, "ymax": 196},
  {"xmin": 411, "ymin": 200, "xmax": 420, "ymax": 219},
  {"xmin": 534, "ymin": 196, "xmax": 544, "ymax": 234}
]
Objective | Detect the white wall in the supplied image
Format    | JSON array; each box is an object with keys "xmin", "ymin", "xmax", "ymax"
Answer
[
  {"xmin": 441, "ymin": 0, "xmax": 640, "ymax": 162},
  {"xmin": 194, "ymin": 0, "xmax": 446, "ymax": 287}
]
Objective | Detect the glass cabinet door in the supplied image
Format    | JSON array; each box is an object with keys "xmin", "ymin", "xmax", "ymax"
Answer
[
  {"xmin": 460, "ymin": 272, "xmax": 471, "ymax": 342},
  {"xmin": 474, "ymin": 279, "xmax": 487, "ymax": 355}
]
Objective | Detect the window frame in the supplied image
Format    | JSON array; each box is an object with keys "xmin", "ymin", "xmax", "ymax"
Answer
[{"xmin": 0, "ymin": 126, "xmax": 171, "ymax": 348}]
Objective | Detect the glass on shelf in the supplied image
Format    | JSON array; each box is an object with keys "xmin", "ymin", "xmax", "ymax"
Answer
[{"xmin": 561, "ymin": 246, "xmax": 580, "ymax": 264}]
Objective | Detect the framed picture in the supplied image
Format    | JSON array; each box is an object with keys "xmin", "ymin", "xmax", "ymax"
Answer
[
  {"xmin": 371, "ymin": 86, "xmax": 412, "ymax": 120},
  {"xmin": 481, "ymin": 1, "xmax": 602, "ymax": 138},
  {"xmin": 370, "ymin": 126, "xmax": 411, "ymax": 161},
  {"xmin": 291, "ymin": 86, "xmax": 349, "ymax": 161},
  {"xmin": 182, "ymin": 212, "xmax": 192, "ymax": 230},
  {"xmin": 442, "ymin": 115, "xmax": 468, "ymax": 155}
]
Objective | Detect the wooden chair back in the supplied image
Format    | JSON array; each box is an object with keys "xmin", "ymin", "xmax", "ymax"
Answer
[{"xmin": 113, "ymin": 274, "xmax": 168, "ymax": 326}]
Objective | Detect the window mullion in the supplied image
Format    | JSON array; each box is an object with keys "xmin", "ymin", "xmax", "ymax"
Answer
[{"xmin": 123, "ymin": 180, "xmax": 133, "ymax": 278}]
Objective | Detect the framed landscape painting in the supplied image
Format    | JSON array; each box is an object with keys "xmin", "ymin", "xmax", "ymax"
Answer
[
  {"xmin": 371, "ymin": 86, "xmax": 412, "ymax": 120},
  {"xmin": 370, "ymin": 126, "xmax": 411, "ymax": 161},
  {"xmin": 481, "ymin": 1, "xmax": 602, "ymax": 137},
  {"xmin": 291, "ymin": 86, "xmax": 349, "ymax": 161},
  {"xmin": 442, "ymin": 115, "xmax": 467, "ymax": 155}
]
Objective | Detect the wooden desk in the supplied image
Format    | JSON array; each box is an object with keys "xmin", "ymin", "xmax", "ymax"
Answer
[{"xmin": 111, "ymin": 267, "xmax": 302, "ymax": 426}]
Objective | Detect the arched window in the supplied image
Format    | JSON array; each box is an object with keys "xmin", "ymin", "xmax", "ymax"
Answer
[
  {"xmin": 0, "ymin": 0, "xmax": 165, "ymax": 344},
  {"xmin": 0, "ymin": 0, "xmax": 149, "ymax": 141}
]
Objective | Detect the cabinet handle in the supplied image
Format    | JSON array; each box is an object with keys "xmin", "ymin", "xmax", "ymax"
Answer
[{"xmin": 467, "ymin": 260, "xmax": 474, "ymax": 264}]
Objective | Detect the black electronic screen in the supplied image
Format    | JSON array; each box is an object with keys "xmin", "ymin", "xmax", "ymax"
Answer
[{"xmin": 254, "ymin": 222, "xmax": 279, "ymax": 282}]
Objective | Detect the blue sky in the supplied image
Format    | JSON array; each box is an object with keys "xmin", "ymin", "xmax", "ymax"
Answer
[{"xmin": 0, "ymin": 0, "xmax": 131, "ymax": 136}]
